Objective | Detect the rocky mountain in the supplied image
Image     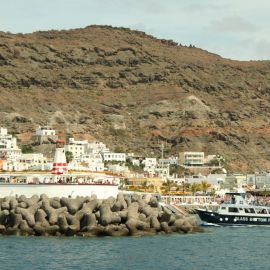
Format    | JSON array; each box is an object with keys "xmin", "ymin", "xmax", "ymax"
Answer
[{"xmin": 0, "ymin": 25, "xmax": 270, "ymax": 172}]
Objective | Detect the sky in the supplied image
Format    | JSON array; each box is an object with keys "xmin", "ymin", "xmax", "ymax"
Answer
[{"xmin": 1, "ymin": 0, "xmax": 270, "ymax": 61}]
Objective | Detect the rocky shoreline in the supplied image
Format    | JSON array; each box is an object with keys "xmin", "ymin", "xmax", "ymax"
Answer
[{"xmin": 0, "ymin": 193, "xmax": 201, "ymax": 236}]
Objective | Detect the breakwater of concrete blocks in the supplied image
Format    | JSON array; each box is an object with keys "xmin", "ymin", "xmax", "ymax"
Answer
[{"xmin": 0, "ymin": 193, "xmax": 201, "ymax": 236}]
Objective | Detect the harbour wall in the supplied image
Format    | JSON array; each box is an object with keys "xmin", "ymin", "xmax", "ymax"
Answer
[{"xmin": 0, "ymin": 193, "xmax": 201, "ymax": 236}]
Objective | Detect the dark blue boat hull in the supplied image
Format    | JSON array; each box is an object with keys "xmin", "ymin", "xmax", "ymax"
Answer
[{"xmin": 196, "ymin": 209, "xmax": 270, "ymax": 226}]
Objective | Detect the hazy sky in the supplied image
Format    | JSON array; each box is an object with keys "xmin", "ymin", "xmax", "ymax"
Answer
[{"xmin": 1, "ymin": 0, "xmax": 270, "ymax": 60}]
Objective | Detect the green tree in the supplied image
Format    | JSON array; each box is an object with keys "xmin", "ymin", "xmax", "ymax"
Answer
[
  {"xmin": 125, "ymin": 159, "xmax": 144, "ymax": 173},
  {"xmin": 207, "ymin": 158, "xmax": 220, "ymax": 166},
  {"xmin": 65, "ymin": 151, "xmax": 73, "ymax": 163},
  {"xmin": 170, "ymin": 164, "xmax": 181, "ymax": 175}
]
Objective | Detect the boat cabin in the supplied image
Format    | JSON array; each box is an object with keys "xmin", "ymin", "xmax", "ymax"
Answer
[
  {"xmin": 218, "ymin": 205, "xmax": 270, "ymax": 215},
  {"xmin": 223, "ymin": 192, "xmax": 249, "ymax": 205},
  {"xmin": 217, "ymin": 192, "xmax": 270, "ymax": 216}
]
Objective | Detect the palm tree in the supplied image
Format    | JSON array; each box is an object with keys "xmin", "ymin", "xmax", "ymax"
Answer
[
  {"xmin": 141, "ymin": 181, "xmax": 148, "ymax": 192},
  {"xmin": 162, "ymin": 180, "xmax": 174, "ymax": 194},
  {"xmin": 200, "ymin": 180, "xmax": 211, "ymax": 194},
  {"xmin": 148, "ymin": 184, "xmax": 155, "ymax": 193},
  {"xmin": 119, "ymin": 178, "xmax": 129, "ymax": 190},
  {"xmin": 190, "ymin": 183, "xmax": 201, "ymax": 195}
]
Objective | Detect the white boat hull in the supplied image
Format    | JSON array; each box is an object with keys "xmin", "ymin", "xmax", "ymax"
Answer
[{"xmin": 0, "ymin": 184, "xmax": 119, "ymax": 199}]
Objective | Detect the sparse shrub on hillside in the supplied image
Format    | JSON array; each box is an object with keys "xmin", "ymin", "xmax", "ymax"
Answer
[{"xmin": 21, "ymin": 144, "xmax": 34, "ymax": 153}]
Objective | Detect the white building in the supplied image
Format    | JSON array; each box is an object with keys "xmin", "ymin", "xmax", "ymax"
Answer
[
  {"xmin": 103, "ymin": 152, "xmax": 126, "ymax": 163},
  {"xmin": 143, "ymin": 158, "xmax": 157, "ymax": 168},
  {"xmin": 186, "ymin": 174, "xmax": 207, "ymax": 184},
  {"xmin": 65, "ymin": 144, "xmax": 85, "ymax": 158},
  {"xmin": 159, "ymin": 156, "xmax": 179, "ymax": 166},
  {"xmin": 223, "ymin": 174, "xmax": 247, "ymax": 190},
  {"xmin": 179, "ymin": 152, "xmax": 204, "ymax": 166},
  {"xmin": 86, "ymin": 141, "xmax": 110, "ymax": 154},
  {"xmin": 142, "ymin": 158, "xmax": 157, "ymax": 174},
  {"xmin": 34, "ymin": 126, "xmax": 58, "ymax": 144},
  {"xmin": 131, "ymin": 159, "xmax": 140, "ymax": 167},
  {"xmin": 72, "ymin": 153, "xmax": 105, "ymax": 172},
  {"xmin": 206, "ymin": 174, "xmax": 227, "ymax": 186},
  {"xmin": 0, "ymin": 127, "xmax": 8, "ymax": 136},
  {"xmin": 154, "ymin": 164, "xmax": 170, "ymax": 179},
  {"xmin": 64, "ymin": 138, "xmax": 88, "ymax": 158},
  {"xmin": 127, "ymin": 153, "xmax": 143, "ymax": 167},
  {"xmin": 1, "ymin": 160, "xmax": 28, "ymax": 171},
  {"xmin": 36, "ymin": 126, "xmax": 56, "ymax": 136},
  {"xmin": 65, "ymin": 138, "xmax": 122, "ymax": 165},
  {"xmin": 107, "ymin": 164, "xmax": 129, "ymax": 174},
  {"xmin": 246, "ymin": 174, "xmax": 256, "ymax": 187},
  {"xmin": 68, "ymin": 138, "xmax": 88, "ymax": 145},
  {"xmin": 0, "ymin": 127, "xmax": 21, "ymax": 162},
  {"xmin": 19, "ymin": 153, "xmax": 47, "ymax": 170}
]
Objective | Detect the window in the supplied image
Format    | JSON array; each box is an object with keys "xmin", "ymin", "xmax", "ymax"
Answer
[
  {"xmin": 228, "ymin": 207, "xmax": 239, "ymax": 213},
  {"xmin": 257, "ymin": 208, "xmax": 267, "ymax": 214},
  {"xmin": 221, "ymin": 207, "xmax": 226, "ymax": 210},
  {"xmin": 244, "ymin": 208, "xmax": 255, "ymax": 213}
]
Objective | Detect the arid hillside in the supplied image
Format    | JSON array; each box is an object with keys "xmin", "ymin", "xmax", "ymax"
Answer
[{"xmin": 0, "ymin": 25, "xmax": 270, "ymax": 172}]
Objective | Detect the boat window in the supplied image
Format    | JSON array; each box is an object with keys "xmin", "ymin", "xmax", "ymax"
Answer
[
  {"xmin": 228, "ymin": 207, "xmax": 239, "ymax": 213},
  {"xmin": 239, "ymin": 208, "xmax": 243, "ymax": 211},
  {"xmin": 221, "ymin": 207, "xmax": 226, "ymax": 210},
  {"xmin": 244, "ymin": 208, "xmax": 255, "ymax": 213},
  {"xmin": 256, "ymin": 208, "xmax": 267, "ymax": 214}
]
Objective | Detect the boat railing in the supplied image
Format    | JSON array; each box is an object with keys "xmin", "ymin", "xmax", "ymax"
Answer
[
  {"xmin": 0, "ymin": 177, "xmax": 118, "ymax": 186},
  {"xmin": 161, "ymin": 195, "xmax": 218, "ymax": 206}
]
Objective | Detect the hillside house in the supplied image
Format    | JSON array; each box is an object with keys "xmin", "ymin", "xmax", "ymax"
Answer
[
  {"xmin": 0, "ymin": 127, "xmax": 21, "ymax": 162},
  {"xmin": 179, "ymin": 152, "xmax": 204, "ymax": 166},
  {"xmin": 102, "ymin": 152, "xmax": 126, "ymax": 163},
  {"xmin": 34, "ymin": 126, "xmax": 58, "ymax": 144}
]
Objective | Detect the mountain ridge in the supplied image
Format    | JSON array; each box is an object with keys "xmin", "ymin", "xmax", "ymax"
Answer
[{"xmin": 0, "ymin": 25, "xmax": 270, "ymax": 172}]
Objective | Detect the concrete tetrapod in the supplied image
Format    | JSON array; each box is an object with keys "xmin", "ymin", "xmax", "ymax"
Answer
[{"xmin": 0, "ymin": 193, "xmax": 201, "ymax": 236}]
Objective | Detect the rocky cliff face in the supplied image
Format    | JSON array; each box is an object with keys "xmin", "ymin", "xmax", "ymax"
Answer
[{"xmin": 0, "ymin": 25, "xmax": 270, "ymax": 171}]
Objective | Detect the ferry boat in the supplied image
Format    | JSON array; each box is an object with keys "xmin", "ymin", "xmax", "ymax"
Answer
[{"xmin": 196, "ymin": 192, "xmax": 270, "ymax": 226}]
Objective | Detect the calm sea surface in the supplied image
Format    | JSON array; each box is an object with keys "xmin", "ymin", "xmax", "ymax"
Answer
[{"xmin": 0, "ymin": 226, "xmax": 269, "ymax": 270}]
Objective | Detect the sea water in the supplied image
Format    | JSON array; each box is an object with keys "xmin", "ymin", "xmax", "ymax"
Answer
[{"xmin": 0, "ymin": 227, "xmax": 269, "ymax": 270}]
